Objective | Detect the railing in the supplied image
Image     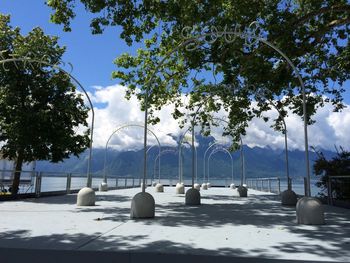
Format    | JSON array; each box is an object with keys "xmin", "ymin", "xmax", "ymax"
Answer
[
  {"xmin": 246, "ymin": 177, "xmax": 281, "ymax": 194},
  {"xmin": 246, "ymin": 176, "xmax": 326, "ymax": 197},
  {"xmin": 0, "ymin": 170, "xmax": 145, "ymax": 198}
]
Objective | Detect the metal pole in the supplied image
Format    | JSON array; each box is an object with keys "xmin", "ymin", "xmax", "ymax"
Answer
[
  {"xmin": 66, "ymin": 173, "xmax": 72, "ymax": 194},
  {"xmin": 240, "ymin": 138, "xmax": 244, "ymax": 185},
  {"xmin": 277, "ymin": 178, "xmax": 281, "ymax": 194},
  {"xmin": 178, "ymin": 144, "xmax": 182, "ymax": 183},
  {"xmin": 142, "ymin": 91, "xmax": 149, "ymax": 193},
  {"xmin": 195, "ymin": 145, "xmax": 198, "ymax": 183},
  {"xmin": 282, "ymin": 119, "xmax": 291, "ymax": 190},
  {"xmin": 191, "ymin": 122, "xmax": 195, "ymax": 188}
]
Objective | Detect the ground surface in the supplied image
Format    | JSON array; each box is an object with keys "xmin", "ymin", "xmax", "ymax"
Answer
[{"xmin": 0, "ymin": 187, "xmax": 349, "ymax": 263}]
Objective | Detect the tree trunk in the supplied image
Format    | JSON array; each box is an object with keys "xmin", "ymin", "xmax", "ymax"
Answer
[{"xmin": 11, "ymin": 150, "xmax": 24, "ymax": 195}]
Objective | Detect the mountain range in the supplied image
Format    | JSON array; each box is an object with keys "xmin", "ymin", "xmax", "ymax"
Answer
[{"xmin": 35, "ymin": 135, "xmax": 335, "ymax": 181}]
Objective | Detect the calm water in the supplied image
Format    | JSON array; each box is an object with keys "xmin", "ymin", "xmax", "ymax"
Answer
[{"xmin": 19, "ymin": 176, "xmax": 321, "ymax": 196}]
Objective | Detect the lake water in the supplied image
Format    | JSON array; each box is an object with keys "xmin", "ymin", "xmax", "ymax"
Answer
[{"xmin": 15, "ymin": 175, "xmax": 321, "ymax": 197}]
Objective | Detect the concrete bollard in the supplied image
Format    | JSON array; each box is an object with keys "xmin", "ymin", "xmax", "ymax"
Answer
[
  {"xmin": 185, "ymin": 188, "xmax": 201, "ymax": 205},
  {"xmin": 237, "ymin": 186, "xmax": 248, "ymax": 197},
  {"xmin": 130, "ymin": 192, "xmax": 155, "ymax": 219},
  {"xmin": 281, "ymin": 189, "xmax": 298, "ymax": 206},
  {"xmin": 230, "ymin": 183, "xmax": 235, "ymax": 189},
  {"xmin": 296, "ymin": 197, "xmax": 325, "ymax": 225},
  {"xmin": 77, "ymin": 187, "xmax": 95, "ymax": 206},
  {"xmin": 175, "ymin": 183, "xmax": 185, "ymax": 194},
  {"xmin": 194, "ymin": 183, "xmax": 201, "ymax": 191},
  {"xmin": 99, "ymin": 182, "xmax": 108, "ymax": 192},
  {"xmin": 201, "ymin": 183, "xmax": 208, "ymax": 190},
  {"xmin": 155, "ymin": 183, "xmax": 164, "ymax": 192}
]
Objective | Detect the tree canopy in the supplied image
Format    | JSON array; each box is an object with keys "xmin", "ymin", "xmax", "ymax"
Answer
[
  {"xmin": 313, "ymin": 146, "xmax": 350, "ymax": 200},
  {"xmin": 47, "ymin": 0, "xmax": 350, "ymax": 147},
  {"xmin": 0, "ymin": 14, "xmax": 90, "ymax": 194}
]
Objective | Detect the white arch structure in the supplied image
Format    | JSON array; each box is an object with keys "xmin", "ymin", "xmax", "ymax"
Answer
[
  {"xmin": 207, "ymin": 147, "xmax": 234, "ymax": 184},
  {"xmin": 153, "ymin": 149, "xmax": 178, "ymax": 183},
  {"xmin": 103, "ymin": 123, "xmax": 161, "ymax": 187}
]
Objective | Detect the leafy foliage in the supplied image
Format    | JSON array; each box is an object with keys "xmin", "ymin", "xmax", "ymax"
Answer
[
  {"xmin": 0, "ymin": 14, "xmax": 90, "ymax": 193},
  {"xmin": 47, "ymin": 0, "xmax": 350, "ymax": 147},
  {"xmin": 313, "ymin": 146, "xmax": 350, "ymax": 199}
]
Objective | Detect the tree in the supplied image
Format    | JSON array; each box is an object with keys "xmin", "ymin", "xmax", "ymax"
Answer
[
  {"xmin": 313, "ymin": 146, "xmax": 350, "ymax": 200},
  {"xmin": 46, "ymin": 1, "xmax": 349, "ymax": 145},
  {"xmin": 0, "ymin": 14, "xmax": 90, "ymax": 195}
]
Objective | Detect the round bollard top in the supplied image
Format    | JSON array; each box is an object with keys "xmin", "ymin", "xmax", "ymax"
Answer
[
  {"xmin": 155, "ymin": 183, "xmax": 164, "ymax": 192},
  {"xmin": 130, "ymin": 192, "xmax": 155, "ymax": 219},
  {"xmin": 77, "ymin": 187, "xmax": 95, "ymax": 206},
  {"xmin": 201, "ymin": 183, "xmax": 208, "ymax": 190},
  {"xmin": 185, "ymin": 188, "xmax": 201, "ymax": 206},
  {"xmin": 99, "ymin": 182, "xmax": 108, "ymax": 192},
  {"xmin": 194, "ymin": 183, "xmax": 201, "ymax": 190},
  {"xmin": 237, "ymin": 185, "xmax": 248, "ymax": 197},
  {"xmin": 230, "ymin": 183, "xmax": 235, "ymax": 189},
  {"xmin": 175, "ymin": 183, "xmax": 185, "ymax": 194},
  {"xmin": 296, "ymin": 196, "xmax": 325, "ymax": 225},
  {"xmin": 281, "ymin": 189, "xmax": 298, "ymax": 206}
]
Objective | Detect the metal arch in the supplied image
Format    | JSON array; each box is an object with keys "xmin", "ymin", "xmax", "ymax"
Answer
[
  {"xmin": 153, "ymin": 149, "xmax": 178, "ymax": 183},
  {"xmin": 177, "ymin": 125, "xmax": 199, "ymax": 186},
  {"xmin": 0, "ymin": 57, "xmax": 95, "ymax": 187},
  {"xmin": 211, "ymin": 117, "xmax": 245, "ymax": 184},
  {"xmin": 207, "ymin": 147, "xmax": 234, "ymax": 184},
  {"xmin": 103, "ymin": 123, "xmax": 161, "ymax": 189},
  {"xmin": 177, "ymin": 126, "xmax": 191, "ymax": 183},
  {"xmin": 203, "ymin": 141, "xmax": 221, "ymax": 182},
  {"xmin": 142, "ymin": 29, "xmax": 311, "ymax": 196}
]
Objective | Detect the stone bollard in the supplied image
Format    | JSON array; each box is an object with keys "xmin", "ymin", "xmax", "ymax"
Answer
[
  {"xmin": 296, "ymin": 197, "xmax": 325, "ymax": 225},
  {"xmin": 237, "ymin": 186, "xmax": 248, "ymax": 197},
  {"xmin": 155, "ymin": 183, "xmax": 164, "ymax": 192},
  {"xmin": 281, "ymin": 189, "xmax": 298, "ymax": 206},
  {"xmin": 194, "ymin": 183, "xmax": 201, "ymax": 191},
  {"xmin": 201, "ymin": 183, "xmax": 208, "ymax": 190},
  {"xmin": 77, "ymin": 187, "xmax": 95, "ymax": 206},
  {"xmin": 230, "ymin": 183, "xmax": 235, "ymax": 189},
  {"xmin": 175, "ymin": 183, "xmax": 185, "ymax": 194},
  {"xmin": 130, "ymin": 192, "xmax": 155, "ymax": 219},
  {"xmin": 99, "ymin": 182, "xmax": 108, "ymax": 192},
  {"xmin": 185, "ymin": 188, "xmax": 201, "ymax": 205}
]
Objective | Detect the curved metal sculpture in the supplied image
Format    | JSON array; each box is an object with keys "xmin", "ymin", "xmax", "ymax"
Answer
[
  {"xmin": 211, "ymin": 117, "xmax": 245, "ymax": 185},
  {"xmin": 0, "ymin": 57, "xmax": 95, "ymax": 187},
  {"xmin": 141, "ymin": 28, "xmax": 311, "ymax": 196},
  {"xmin": 177, "ymin": 126, "xmax": 198, "ymax": 185},
  {"xmin": 207, "ymin": 147, "xmax": 234, "ymax": 184},
  {"xmin": 103, "ymin": 123, "xmax": 161, "ymax": 188},
  {"xmin": 153, "ymin": 149, "xmax": 178, "ymax": 183}
]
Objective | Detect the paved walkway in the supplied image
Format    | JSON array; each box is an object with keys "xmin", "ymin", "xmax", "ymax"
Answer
[{"xmin": 0, "ymin": 187, "xmax": 349, "ymax": 263}]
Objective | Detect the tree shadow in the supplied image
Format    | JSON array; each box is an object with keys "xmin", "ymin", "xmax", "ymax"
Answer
[{"xmin": 0, "ymin": 230, "xmax": 339, "ymax": 263}]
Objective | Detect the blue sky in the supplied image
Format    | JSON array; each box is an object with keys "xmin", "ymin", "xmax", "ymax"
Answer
[
  {"xmin": 1, "ymin": 1, "xmax": 350, "ymax": 151},
  {"xmin": 1, "ymin": 1, "xmax": 349, "ymax": 102},
  {"xmin": 0, "ymin": 0, "xmax": 143, "ymax": 91}
]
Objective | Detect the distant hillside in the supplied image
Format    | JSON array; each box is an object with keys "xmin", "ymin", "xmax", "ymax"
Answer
[{"xmin": 35, "ymin": 135, "xmax": 335, "ymax": 180}]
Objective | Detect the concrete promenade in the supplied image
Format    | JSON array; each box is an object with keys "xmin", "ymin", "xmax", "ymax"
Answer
[{"xmin": 0, "ymin": 187, "xmax": 350, "ymax": 263}]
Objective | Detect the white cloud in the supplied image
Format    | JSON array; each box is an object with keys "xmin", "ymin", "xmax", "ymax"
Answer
[{"xmin": 84, "ymin": 84, "xmax": 350, "ymax": 151}]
